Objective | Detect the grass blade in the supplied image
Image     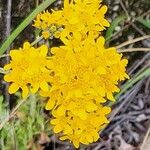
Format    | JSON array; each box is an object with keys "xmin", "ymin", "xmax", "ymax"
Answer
[
  {"xmin": 0, "ymin": 0, "xmax": 56, "ymax": 55},
  {"xmin": 105, "ymin": 15, "xmax": 126, "ymax": 41},
  {"xmin": 137, "ymin": 17, "xmax": 150, "ymax": 29}
]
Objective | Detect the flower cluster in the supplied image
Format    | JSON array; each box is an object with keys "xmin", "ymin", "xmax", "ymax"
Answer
[
  {"xmin": 4, "ymin": 42, "xmax": 51, "ymax": 98},
  {"xmin": 33, "ymin": 0, "xmax": 110, "ymax": 42},
  {"xmin": 40, "ymin": 36, "xmax": 128, "ymax": 147},
  {"xmin": 4, "ymin": 0, "xmax": 129, "ymax": 148}
]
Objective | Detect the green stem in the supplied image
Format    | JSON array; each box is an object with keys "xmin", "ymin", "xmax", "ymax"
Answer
[
  {"xmin": 0, "ymin": 54, "xmax": 10, "ymax": 58},
  {"xmin": 31, "ymin": 36, "xmax": 43, "ymax": 46},
  {"xmin": 0, "ymin": 0, "xmax": 56, "ymax": 55},
  {"xmin": 0, "ymin": 68, "xmax": 8, "ymax": 74}
]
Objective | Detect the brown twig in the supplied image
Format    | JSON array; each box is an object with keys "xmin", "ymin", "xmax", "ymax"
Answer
[
  {"xmin": 117, "ymin": 48, "xmax": 150, "ymax": 53},
  {"xmin": 0, "ymin": 54, "xmax": 10, "ymax": 58},
  {"xmin": 116, "ymin": 35, "xmax": 150, "ymax": 49},
  {"xmin": 119, "ymin": 0, "xmax": 130, "ymax": 20},
  {"xmin": 5, "ymin": 0, "xmax": 12, "ymax": 108},
  {"xmin": 131, "ymin": 24, "xmax": 146, "ymax": 36},
  {"xmin": 128, "ymin": 53, "xmax": 150, "ymax": 75},
  {"xmin": 0, "ymin": 99, "xmax": 25, "ymax": 130},
  {"xmin": 140, "ymin": 125, "xmax": 150, "ymax": 150},
  {"xmin": 109, "ymin": 10, "xmax": 150, "ymax": 42}
]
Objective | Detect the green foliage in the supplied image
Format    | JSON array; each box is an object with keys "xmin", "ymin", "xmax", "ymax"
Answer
[
  {"xmin": 137, "ymin": 17, "xmax": 150, "ymax": 29},
  {"xmin": 0, "ymin": 95, "xmax": 51, "ymax": 150},
  {"xmin": 105, "ymin": 15, "xmax": 126, "ymax": 41},
  {"xmin": 0, "ymin": 0, "xmax": 56, "ymax": 55}
]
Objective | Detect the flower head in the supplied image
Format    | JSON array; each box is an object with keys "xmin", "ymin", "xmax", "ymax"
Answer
[
  {"xmin": 33, "ymin": 0, "xmax": 110, "ymax": 41},
  {"xmin": 4, "ymin": 42, "xmax": 51, "ymax": 98},
  {"xmin": 41, "ymin": 36, "xmax": 129, "ymax": 147},
  {"xmin": 3, "ymin": 0, "xmax": 129, "ymax": 148}
]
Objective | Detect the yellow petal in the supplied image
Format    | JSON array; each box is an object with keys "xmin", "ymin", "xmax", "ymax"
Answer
[
  {"xmin": 96, "ymin": 66, "xmax": 106, "ymax": 75},
  {"xmin": 96, "ymin": 97, "xmax": 106, "ymax": 103},
  {"xmin": 10, "ymin": 50, "xmax": 20, "ymax": 59},
  {"xmin": 86, "ymin": 134, "xmax": 93, "ymax": 143},
  {"xmin": 64, "ymin": 125, "xmax": 73, "ymax": 134},
  {"xmin": 60, "ymin": 136, "xmax": 68, "ymax": 141},
  {"xmin": 4, "ymin": 64, "xmax": 11, "ymax": 70},
  {"xmin": 73, "ymin": 139, "xmax": 80, "ymax": 148},
  {"xmin": 125, "ymin": 73, "xmax": 130, "ymax": 79},
  {"xmin": 80, "ymin": 136, "xmax": 89, "ymax": 145},
  {"xmin": 97, "ymin": 36, "xmax": 105, "ymax": 46},
  {"xmin": 54, "ymin": 124, "xmax": 62, "ymax": 133},
  {"xmin": 51, "ymin": 119, "xmax": 59, "ymax": 125},
  {"xmin": 8, "ymin": 83, "xmax": 19, "ymax": 94},
  {"xmin": 23, "ymin": 42, "xmax": 30, "ymax": 50},
  {"xmin": 31, "ymin": 83, "xmax": 39, "ymax": 94},
  {"xmin": 107, "ymin": 92, "xmax": 115, "ymax": 101},
  {"xmin": 4, "ymin": 74, "xmax": 11, "ymax": 82},
  {"xmin": 69, "ymin": 16, "xmax": 79, "ymax": 24},
  {"xmin": 102, "ymin": 106, "xmax": 111, "ymax": 114},
  {"xmin": 100, "ymin": 5, "xmax": 108, "ymax": 14},
  {"xmin": 76, "ymin": 109, "xmax": 87, "ymax": 120},
  {"xmin": 98, "ymin": 87, "xmax": 106, "ymax": 96},
  {"xmin": 75, "ymin": 89, "xmax": 83, "ymax": 97},
  {"xmin": 39, "ymin": 45, "xmax": 48, "ymax": 56},
  {"xmin": 56, "ymin": 106, "xmax": 65, "ymax": 116},
  {"xmin": 40, "ymin": 81, "xmax": 49, "ymax": 91},
  {"xmin": 42, "ymin": 31, "xmax": 50, "ymax": 39},
  {"xmin": 22, "ymin": 86, "xmax": 29, "ymax": 99},
  {"xmin": 86, "ymin": 102, "xmax": 97, "ymax": 112},
  {"xmin": 102, "ymin": 19, "xmax": 110, "ymax": 27},
  {"xmin": 45, "ymin": 99, "xmax": 55, "ymax": 110},
  {"xmin": 93, "ymin": 132, "xmax": 99, "ymax": 142},
  {"xmin": 67, "ymin": 102, "xmax": 76, "ymax": 110}
]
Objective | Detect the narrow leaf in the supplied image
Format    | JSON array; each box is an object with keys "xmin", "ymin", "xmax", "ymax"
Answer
[{"xmin": 0, "ymin": 0, "xmax": 56, "ymax": 55}]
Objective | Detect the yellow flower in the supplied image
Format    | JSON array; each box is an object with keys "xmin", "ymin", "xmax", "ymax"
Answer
[
  {"xmin": 41, "ymin": 35, "xmax": 128, "ymax": 147},
  {"xmin": 42, "ymin": 31, "xmax": 51, "ymax": 39},
  {"xmin": 33, "ymin": 0, "xmax": 110, "ymax": 41},
  {"xmin": 51, "ymin": 105, "xmax": 111, "ymax": 148},
  {"xmin": 4, "ymin": 42, "xmax": 51, "ymax": 98},
  {"xmin": 2, "ymin": 0, "xmax": 129, "ymax": 148}
]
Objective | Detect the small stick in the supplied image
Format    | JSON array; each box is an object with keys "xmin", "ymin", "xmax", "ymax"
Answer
[
  {"xmin": 0, "ymin": 54, "xmax": 10, "ymax": 58},
  {"xmin": 0, "ymin": 99, "xmax": 26, "ymax": 130},
  {"xmin": 119, "ymin": 0, "xmax": 130, "ymax": 20},
  {"xmin": 109, "ymin": 10, "xmax": 150, "ymax": 42},
  {"xmin": 117, "ymin": 48, "xmax": 150, "ymax": 53},
  {"xmin": 5, "ymin": 0, "xmax": 12, "ymax": 108},
  {"xmin": 116, "ymin": 35, "xmax": 150, "ymax": 49},
  {"xmin": 140, "ymin": 125, "xmax": 150, "ymax": 150}
]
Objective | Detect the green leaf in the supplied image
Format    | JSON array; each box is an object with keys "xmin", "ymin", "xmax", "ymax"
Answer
[
  {"xmin": 105, "ymin": 15, "xmax": 126, "ymax": 41},
  {"xmin": 0, "ymin": 96, "xmax": 4, "ymax": 115},
  {"xmin": 137, "ymin": 17, "xmax": 150, "ymax": 29},
  {"xmin": 0, "ymin": 0, "xmax": 56, "ymax": 55}
]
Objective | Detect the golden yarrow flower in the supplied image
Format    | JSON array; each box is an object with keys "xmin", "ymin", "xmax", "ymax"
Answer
[
  {"xmin": 33, "ymin": 0, "xmax": 110, "ymax": 41},
  {"xmin": 4, "ymin": 42, "xmax": 51, "ymax": 98},
  {"xmin": 41, "ymin": 36, "xmax": 129, "ymax": 148},
  {"xmin": 3, "ymin": 0, "xmax": 129, "ymax": 148}
]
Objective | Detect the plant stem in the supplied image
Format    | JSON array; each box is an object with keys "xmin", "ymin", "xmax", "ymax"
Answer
[
  {"xmin": 31, "ymin": 36, "xmax": 43, "ymax": 46},
  {"xmin": 0, "ymin": 99, "xmax": 26, "ymax": 130}
]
